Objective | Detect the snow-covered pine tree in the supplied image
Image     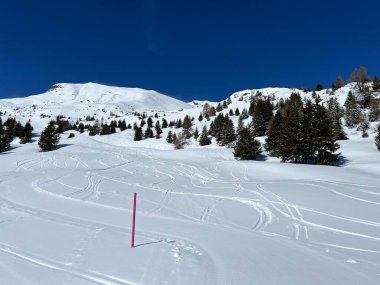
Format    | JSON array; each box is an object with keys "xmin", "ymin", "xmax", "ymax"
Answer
[
  {"xmin": 173, "ymin": 132, "xmax": 187, "ymax": 149},
  {"xmin": 182, "ymin": 115, "xmax": 193, "ymax": 138},
  {"xmin": 240, "ymin": 108, "xmax": 249, "ymax": 119},
  {"xmin": 344, "ymin": 91, "xmax": 362, "ymax": 128},
  {"xmin": 375, "ymin": 125, "xmax": 380, "ymax": 151},
  {"xmin": 277, "ymin": 98, "xmax": 303, "ymax": 163},
  {"xmin": 147, "ymin": 117, "xmax": 153, "ymax": 128},
  {"xmin": 359, "ymin": 120, "xmax": 370, "ymax": 138},
  {"xmin": 19, "ymin": 122, "xmax": 33, "ymax": 144},
  {"xmin": 369, "ymin": 97, "xmax": 380, "ymax": 122},
  {"xmin": 218, "ymin": 114, "xmax": 235, "ymax": 146},
  {"xmin": 332, "ymin": 75, "xmax": 345, "ymax": 90},
  {"xmin": 155, "ymin": 121, "xmax": 162, "ymax": 139},
  {"xmin": 194, "ymin": 127, "xmax": 199, "ymax": 140},
  {"xmin": 298, "ymin": 99, "xmax": 317, "ymax": 163},
  {"xmin": 252, "ymin": 98, "xmax": 273, "ymax": 136},
  {"xmin": 166, "ymin": 131, "xmax": 173, "ymax": 143},
  {"xmin": 162, "ymin": 118, "xmax": 168, "ymax": 128},
  {"xmin": 134, "ymin": 127, "xmax": 143, "ymax": 141},
  {"xmin": 38, "ymin": 121, "xmax": 60, "ymax": 151},
  {"xmin": 264, "ymin": 111, "xmax": 283, "ymax": 157},
  {"xmin": 237, "ymin": 116, "xmax": 245, "ymax": 134},
  {"xmin": 0, "ymin": 118, "xmax": 12, "ymax": 153},
  {"xmin": 233, "ymin": 127, "xmax": 261, "ymax": 160},
  {"xmin": 199, "ymin": 126, "xmax": 211, "ymax": 146},
  {"xmin": 313, "ymin": 98, "xmax": 340, "ymax": 165}
]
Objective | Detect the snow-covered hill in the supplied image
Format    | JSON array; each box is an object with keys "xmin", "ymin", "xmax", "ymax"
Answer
[{"xmin": 0, "ymin": 82, "xmax": 190, "ymax": 125}]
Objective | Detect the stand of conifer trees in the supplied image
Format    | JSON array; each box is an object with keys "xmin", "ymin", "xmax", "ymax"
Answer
[{"xmin": 265, "ymin": 94, "xmax": 340, "ymax": 165}]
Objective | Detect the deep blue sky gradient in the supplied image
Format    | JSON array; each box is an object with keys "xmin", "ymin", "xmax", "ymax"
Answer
[{"xmin": 0, "ymin": 0, "xmax": 379, "ymax": 101}]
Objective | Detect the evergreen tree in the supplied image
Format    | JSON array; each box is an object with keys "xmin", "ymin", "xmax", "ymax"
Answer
[
  {"xmin": 78, "ymin": 123, "xmax": 85, "ymax": 133},
  {"xmin": 229, "ymin": 109, "xmax": 234, "ymax": 116},
  {"xmin": 162, "ymin": 118, "xmax": 168, "ymax": 128},
  {"xmin": 140, "ymin": 119, "xmax": 146, "ymax": 127},
  {"xmin": 172, "ymin": 133, "xmax": 177, "ymax": 144},
  {"xmin": 149, "ymin": 128, "xmax": 154, "ymax": 138},
  {"xmin": 333, "ymin": 75, "xmax": 345, "ymax": 90},
  {"xmin": 333, "ymin": 118, "xmax": 348, "ymax": 141},
  {"xmin": 202, "ymin": 102, "xmax": 211, "ymax": 116},
  {"xmin": 147, "ymin": 117, "xmax": 153, "ymax": 128},
  {"xmin": 199, "ymin": 126, "xmax": 211, "ymax": 146},
  {"xmin": 218, "ymin": 115, "xmax": 235, "ymax": 146},
  {"xmin": 0, "ymin": 119, "xmax": 12, "ymax": 153},
  {"xmin": 119, "ymin": 120, "xmax": 127, "ymax": 131},
  {"xmin": 193, "ymin": 127, "xmax": 199, "ymax": 140},
  {"xmin": 144, "ymin": 127, "xmax": 151, "ymax": 139},
  {"xmin": 327, "ymin": 97, "xmax": 347, "ymax": 140},
  {"xmin": 176, "ymin": 119, "xmax": 182, "ymax": 128},
  {"xmin": 296, "ymin": 99, "xmax": 316, "ymax": 163},
  {"xmin": 166, "ymin": 131, "xmax": 173, "ymax": 143},
  {"xmin": 235, "ymin": 108, "xmax": 240, "ymax": 116},
  {"xmin": 344, "ymin": 91, "xmax": 362, "ymax": 128},
  {"xmin": 208, "ymin": 106, "xmax": 216, "ymax": 117},
  {"xmin": 38, "ymin": 121, "xmax": 60, "ymax": 151},
  {"xmin": 373, "ymin": 75, "xmax": 380, "ymax": 91},
  {"xmin": 222, "ymin": 100, "xmax": 228, "ymax": 109},
  {"xmin": 313, "ymin": 99, "xmax": 340, "ymax": 165},
  {"xmin": 134, "ymin": 127, "xmax": 143, "ymax": 141},
  {"xmin": 237, "ymin": 116, "xmax": 244, "ymax": 134},
  {"xmin": 375, "ymin": 125, "xmax": 380, "ymax": 151},
  {"xmin": 227, "ymin": 97, "xmax": 232, "ymax": 105},
  {"xmin": 277, "ymin": 102, "xmax": 303, "ymax": 163},
  {"xmin": 173, "ymin": 132, "xmax": 187, "ymax": 149},
  {"xmin": 233, "ymin": 128, "xmax": 262, "ymax": 160},
  {"xmin": 216, "ymin": 102, "xmax": 223, "ymax": 112},
  {"xmin": 264, "ymin": 111, "xmax": 283, "ymax": 157},
  {"xmin": 360, "ymin": 120, "xmax": 370, "ymax": 138},
  {"xmin": 198, "ymin": 113, "xmax": 203, "ymax": 122},
  {"xmin": 248, "ymin": 99, "xmax": 256, "ymax": 116},
  {"xmin": 251, "ymin": 98, "xmax": 273, "ymax": 136},
  {"xmin": 88, "ymin": 124, "xmax": 100, "ymax": 136},
  {"xmin": 155, "ymin": 121, "xmax": 162, "ymax": 139},
  {"xmin": 240, "ymin": 108, "xmax": 249, "ymax": 119},
  {"xmin": 19, "ymin": 122, "xmax": 33, "ymax": 144},
  {"xmin": 315, "ymin": 83, "xmax": 324, "ymax": 91},
  {"xmin": 369, "ymin": 97, "xmax": 380, "ymax": 121},
  {"xmin": 182, "ymin": 115, "xmax": 193, "ymax": 138}
]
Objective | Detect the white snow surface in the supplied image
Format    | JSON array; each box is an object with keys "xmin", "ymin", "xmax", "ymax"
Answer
[
  {"xmin": 0, "ymin": 83, "xmax": 380, "ymax": 284},
  {"xmin": 0, "ymin": 83, "xmax": 190, "ymax": 128}
]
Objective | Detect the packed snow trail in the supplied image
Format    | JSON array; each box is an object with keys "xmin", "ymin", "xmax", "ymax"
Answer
[{"xmin": 0, "ymin": 134, "xmax": 379, "ymax": 284}]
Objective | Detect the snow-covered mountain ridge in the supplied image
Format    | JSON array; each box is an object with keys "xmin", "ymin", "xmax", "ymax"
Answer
[{"xmin": 0, "ymin": 82, "xmax": 190, "ymax": 119}]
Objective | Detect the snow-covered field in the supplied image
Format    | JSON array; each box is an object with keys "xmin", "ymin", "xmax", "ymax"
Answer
[{"xmin": 0, "ymin": 130, "xmax": 379, "ymax": 284}]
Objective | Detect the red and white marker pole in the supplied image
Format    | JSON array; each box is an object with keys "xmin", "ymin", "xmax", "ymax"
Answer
[{"xmin": 131, "ymin": 192, "xmax": 137, "ymax": 248}]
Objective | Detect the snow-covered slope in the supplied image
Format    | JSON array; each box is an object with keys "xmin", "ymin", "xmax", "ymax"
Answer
[
  {"xmin": 0, "ymin": 82, "xmax": 190, "ymax": 121},
  {"xmin": 0, "ymin": 131, "xmax": 379, "ymax": 284}
]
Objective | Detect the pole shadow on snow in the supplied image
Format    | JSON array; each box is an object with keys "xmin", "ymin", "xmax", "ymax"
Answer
[{"xmin": 134, "ymin": 239, "xmax": 163, "ymax": 248}]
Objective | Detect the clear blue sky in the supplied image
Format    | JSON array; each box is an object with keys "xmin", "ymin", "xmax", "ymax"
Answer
[{"xmin": 0, "ymin": 0, "xmax": 379, "ymax": 101}]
